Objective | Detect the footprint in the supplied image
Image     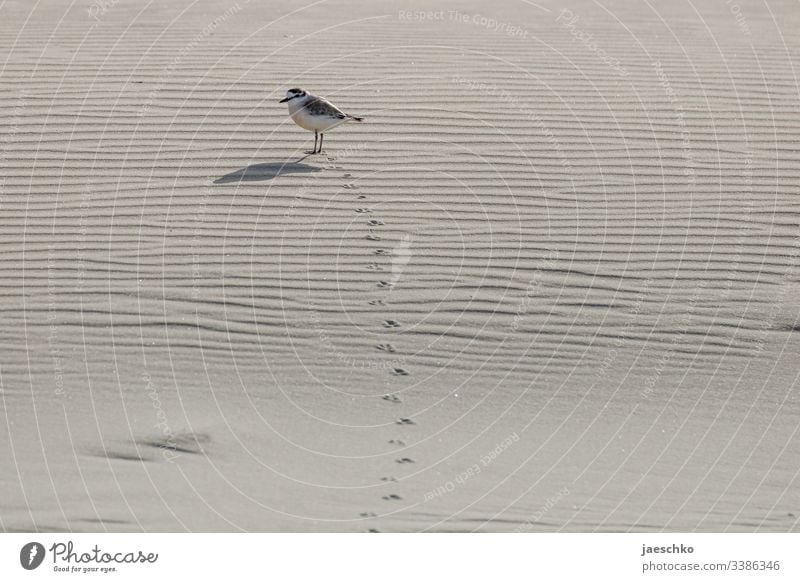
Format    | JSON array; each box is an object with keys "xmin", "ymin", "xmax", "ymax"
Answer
[
  {"xmin": 368, "ymin": 219, "xmax": 385, "ymax": 226},
  {"xmin": 342, "ymin": 173, "xmax": 353, "ymax": 178},
  {"xmin": 392, "ymin": 368, "xmax": 409, "ymax": 376},
  {"xmin": 355, "ymin": 208, "xmax": 371, "ymax": 214},
  {"xmin": 377, "ymin": 281, "xmax": 393, "ymax": 289},
  {"xmin": 366, "ymin": 263, "xmax": 383, "ymax": 271},
  {"xmin": 396, "ymin": 417, "xmax": 415, "ymax": 426},
  {"xmin": 357, "ymin": 195, "xmax": 367, "ymax": 199},
  {"xmin": 376, "ymin": 343, "xmax": 396, "ymax": 352},
  {"xmin": 367, "ymin": 528, "xmax": 381, "ymax": 533},
  {"xmin": 383, "ymin": 320, "xmax": 400, "ymax": 328},
  {"xmin": 366, "ymin": 234, "xmax": 381, "ymax": 241},
  {"xmin": 359, "ymin": 512, "xmax": 377, "ymax": 518},
  {"xmin": 395, "ymin": 457, "xmax": 415, "ymax": 464},
  {"xmin": 380, "ymin": 476, "xmax": 398, "ymax": 482},
  {"xmin": 382, "ymin": 394, "xmax": 401, "ymax": 403},
  {"xmin": 138, "ymin": 431, "xmax": 210, "ymax": 456},
  {"xmin": 368, "ymin": 299, "xmax": 385, "ymax": 306},
  {"xmin": 382, "ymin": 494, "xmax": 402, "ymax": 501},
  {"xmin": 374, "ymin": 249, "xmax": 389, "ymax": 256},
  {"xmin": 343, "ymin": 183, "xmax": 358, "ymax": 190},
  {"xmin": 388, "ymin": 439, "xmax": 405, "ymax": 446}
]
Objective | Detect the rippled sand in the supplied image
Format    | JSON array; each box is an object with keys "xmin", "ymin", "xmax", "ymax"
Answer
[{"xmin": 1, "ymin": 0, "xmax": 798, "ymax": 532}]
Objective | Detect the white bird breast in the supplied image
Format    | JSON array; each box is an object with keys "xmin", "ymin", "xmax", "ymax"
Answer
[{"xmin": 288, "ymin": 100, "xmax": 346, "ymax": 132}]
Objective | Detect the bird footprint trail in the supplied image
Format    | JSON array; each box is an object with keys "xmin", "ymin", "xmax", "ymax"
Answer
[{"xmin": 345, "ymin": 183, "xmax": 422, "ymax": 532}]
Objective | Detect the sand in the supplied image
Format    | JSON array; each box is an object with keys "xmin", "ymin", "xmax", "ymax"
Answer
[{"xmin": 1, "ymin": 0, "xmax": 798, "ymax": 532}]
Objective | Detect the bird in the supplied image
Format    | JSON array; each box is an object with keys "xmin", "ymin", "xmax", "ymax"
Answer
[{"xmin": 279, "ymin": 88, "xmax": 363, "ymax": 154}]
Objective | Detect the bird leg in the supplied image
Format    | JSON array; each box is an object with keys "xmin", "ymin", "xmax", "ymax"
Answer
[{"xmin": 319, "ymin": 133, "xmax": 324, "ymax": 153}]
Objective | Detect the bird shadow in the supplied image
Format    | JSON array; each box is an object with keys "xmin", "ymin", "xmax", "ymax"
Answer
[{"xmin": 213, "ymin": 155, "xmax": 322, "ymax": 184}]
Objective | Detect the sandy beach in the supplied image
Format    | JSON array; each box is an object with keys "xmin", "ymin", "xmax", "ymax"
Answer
[{"xmin": 1, "ymin": 0, "xmax": 798, "ymax": 532}]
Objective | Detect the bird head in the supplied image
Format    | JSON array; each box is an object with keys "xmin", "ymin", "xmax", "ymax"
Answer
[{"xmin": 280, "ymin": 88, "xmax": 306, "ymax": 103}]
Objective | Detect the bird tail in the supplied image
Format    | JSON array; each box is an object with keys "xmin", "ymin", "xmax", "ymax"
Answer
[{"xmin": 348, "ymin": 115, "xmax": 364, "ymax": 122}]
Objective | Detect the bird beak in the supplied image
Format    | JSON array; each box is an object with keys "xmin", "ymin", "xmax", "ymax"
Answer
[{"xmin": 279, "ymin": 97, "xmax": 289, "ymax": 103}]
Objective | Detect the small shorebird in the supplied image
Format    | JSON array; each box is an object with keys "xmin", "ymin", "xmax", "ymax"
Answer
[{"xmin": 280, "ymin": 88, "xmax": 363, "ymax": 154}]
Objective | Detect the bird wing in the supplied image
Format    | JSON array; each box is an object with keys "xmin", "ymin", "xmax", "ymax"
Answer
[{"xmin": 303, "ymin": 96, "xmax": 347, "ymax": 119}]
